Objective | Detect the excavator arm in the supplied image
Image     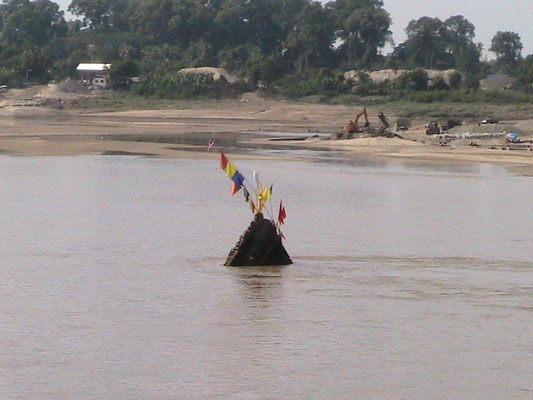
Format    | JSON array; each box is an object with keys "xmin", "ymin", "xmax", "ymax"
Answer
[{"xmin": 344, "ymin": 107, "xmax": 369, "ymax": 133}]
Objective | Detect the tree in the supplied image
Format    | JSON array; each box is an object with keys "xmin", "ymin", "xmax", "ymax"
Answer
[
  {"xmin": 444, "ymin": 15, "xmax": 481, "ymax": 73},
  {"xmin": 403, "ymin": 17, "xmax": 450, "ymax": 69},
  {"xmin": 0, "ymin": 0, "xmax": 67, "ymax": 82},
  {"xmin": 490, "ymin": 31, "xmax": 522, "ymax": 74},
  {"xmin": 516, "ymin": 55, "xmax": 533, "ymax": 92},
  {"xmin": 109, "ymin": 58, "xmax": 139, "ymax": 88},
  {"xmin": 285, "ymin": 2, "xmax": 336, "ymax": 73},
  {"xmin": 330, "ymin": 0, "xmax": 391, "ymax": 67},
  {"xmin": 68, "ymin": 0, "xmax": 110, "ymax": 30},
  {"xmin": 1, "ymin": 0, "xmax": 67, "ymax": 49}
]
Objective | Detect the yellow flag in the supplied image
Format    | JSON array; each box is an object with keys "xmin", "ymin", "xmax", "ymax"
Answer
[
  {"xmin": 225, "ymin": 162, "xmax": 237, "ymax": 178},
  {"xmin": 261, "ymin": 187, "xmax": 270, "ymax": 201}
]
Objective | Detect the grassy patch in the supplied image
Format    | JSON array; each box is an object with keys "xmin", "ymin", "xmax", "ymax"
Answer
[{"xmin": 74, "ymin": 91, "xmax": 196, "ymax": 112}]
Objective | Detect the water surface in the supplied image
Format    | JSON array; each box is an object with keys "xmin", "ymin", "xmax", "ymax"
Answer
[{"xmin": 0, "ymin": 155, "xmax": 532, "ymax": 399}]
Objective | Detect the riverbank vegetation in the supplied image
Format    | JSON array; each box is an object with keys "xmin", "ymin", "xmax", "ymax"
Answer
[{"xmin": 1, "ymin": 0, "xmax": 533, "ymax": 104}]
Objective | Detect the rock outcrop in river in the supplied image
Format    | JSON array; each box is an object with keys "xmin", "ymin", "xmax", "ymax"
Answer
[{"xmin": 225, "ymin": 213, "xmax": 292, "ymax": 266}]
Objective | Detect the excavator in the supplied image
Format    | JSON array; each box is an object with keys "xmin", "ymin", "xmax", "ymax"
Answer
[{"xmin": 343, "ymin": 107, "xmax": 369, "ymax": 134}]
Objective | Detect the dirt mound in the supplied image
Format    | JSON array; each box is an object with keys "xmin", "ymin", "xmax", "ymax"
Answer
[
  {"xmin": 179, "ymin": 67, "xmax": 238, "ymax": 84},
  {"xmin": 37, "ymin": 79, "xmax": 90, "ymax": 99},
  {"xmin": 240, "ymin": 91, "xmax": 262, "ymax": 102},
  {"xmin": 344, "ymin": 69, "xmax": 459, "ymax": 84},
  {"xmin": 1, "ymin": 85, "xmax": 45, "ymax": 100},
  {"xmin": 448, "ymin": 123, "xmax": 524, "ymax": 136},
  {"xmin": 511, "ymin": 119, "xmax": 533, "ymax": 134},
  {"xmin": 480, "ymin": 75, "xmax": 515, "ymax": 91}
]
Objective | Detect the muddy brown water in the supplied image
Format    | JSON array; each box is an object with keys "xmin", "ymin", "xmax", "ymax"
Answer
[{"xmin": 0, "ymin": 155, "xmax": 532, "ymax": 399}]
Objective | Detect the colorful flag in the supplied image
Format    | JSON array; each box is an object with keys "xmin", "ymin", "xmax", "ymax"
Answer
[
  {"xmin": 230, "ymin": 171, "xmax": 245, "ymax": 195},
  {"xmin": 220, "ymin": 152, "xmax": 245, "ymax": 195}
]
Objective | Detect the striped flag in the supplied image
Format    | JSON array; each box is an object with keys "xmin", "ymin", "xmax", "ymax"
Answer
[{"xmin": 220, "ymin": 152, "xmax": 244, "ymax": 195}]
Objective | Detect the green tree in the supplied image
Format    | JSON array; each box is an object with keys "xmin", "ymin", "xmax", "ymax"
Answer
[
  {"xmin": 1, "ymin": 0, "xmax": 67, "ymax": 49},
  {"xmin": 109, "ymin": 58, "xmax": 139, "ymax": 88},
  {"xmin": 490, "ymin": 31, "xmax": 522, "ymax": 74},
  {"xmin": 444, "ymin": 15, "xmax": 481, "ymax": 73},
  {"xmin": 0, "ymin": 0, "xmax": 67, "ymax": 82},
  {"xmin": 516, "ymin": 55, "xmax": 533, "ymax": 92},
  {"xmin": 285, "ymin": 2, "xmax": 336, "ymax": 73},
  {"xmin": 68, "ymin": 0, "xmax": 110, "ymax": 29},
  {"xmin": 403, "ymin": 17, "xmax": 450, "ymax": 69},
  {"xmin": 330, "ymin": 0, "xmax": 391, "ymax": 67}
]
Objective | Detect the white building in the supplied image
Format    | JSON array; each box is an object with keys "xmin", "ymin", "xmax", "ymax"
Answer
[{"xmin": 76, "ymin": 63, "xmax": 112, "ymax": 89}]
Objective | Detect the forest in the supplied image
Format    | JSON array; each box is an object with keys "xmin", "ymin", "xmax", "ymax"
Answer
[{"xmin": 1, "ymin": 0, "xmax": 532, "ymax": 101}]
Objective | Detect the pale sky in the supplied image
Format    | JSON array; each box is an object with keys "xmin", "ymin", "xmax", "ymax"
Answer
[{"xmin": 55, "ymin": 0, "xmax": 533, "ymax": 57}]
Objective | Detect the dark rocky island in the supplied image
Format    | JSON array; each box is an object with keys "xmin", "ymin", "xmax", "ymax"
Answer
[{"xmin": 225, "ymin": 213, "xmax": 292, "ymax": 266}]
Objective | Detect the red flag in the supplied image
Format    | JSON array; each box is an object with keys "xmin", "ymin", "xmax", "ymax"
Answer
[
  {"xmin": 280, "ymin": 230, "xmax": 286, "ymax": 240},
  {"xmin": 278, "ymin": 200, "xmax": 286, "ymax": 225},
  {"xmin": 230, "ymin": 182, "xmax": 242, "ymax": 195},
  {"xmin": 220, "ymin": 152, "xmax": 228, "ymax": 170}
]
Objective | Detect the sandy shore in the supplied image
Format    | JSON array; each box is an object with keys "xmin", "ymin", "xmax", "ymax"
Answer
[{"xmin": 1, "ymin": 95, "xmax": 533, "ymax": 175}]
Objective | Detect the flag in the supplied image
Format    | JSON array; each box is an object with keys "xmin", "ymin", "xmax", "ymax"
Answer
[
  {"xmin": 278, "ymin": 200, "xmax": 286, "ymax": 225},
  {"xmin": 249, "ymin": 199, "xmax": 256, "ymax": 213},
  {"xmin": 269, "ymin": 184, "xmax": 273, "ymax": 194},
  {"xmin": 261, "ymin": 187, "xmax": 270, "ymax": 201},
  {"xmin": 279, "ymin": 230, "xmax": 286, "ymax": 240},
  {"xmin": 207, "ymin": 139, "xmax": 215, "ymax": 151},
  {"xmin": 220, "ymin": 152, "xmax": 245, "ymax": 195},
  {"xmin": 243, "ymin": 187, "xmax": 250, "ymax": 202},
  {"xmin": 230, "ymin": 171, "xmax": 245, "ymax": 195},
  {"xmin": 225, "ymin": 162, "xmax": 237, "ymax": 179},
  {"xmin": 253, "ymin": 171, "xmax": 259, "ymax": 188},
  {"xmin": 220, "ymin": 153, "xmax": 228, "ymax": 170}
]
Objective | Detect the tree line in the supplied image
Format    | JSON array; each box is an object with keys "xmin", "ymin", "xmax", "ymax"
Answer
[{"xmin": 1, "ymin": 0, "xmax": 532, "ymax": 98}]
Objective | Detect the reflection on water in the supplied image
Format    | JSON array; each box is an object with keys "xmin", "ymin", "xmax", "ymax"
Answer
[{"xmin": 0, "ymin": 155, "xmax": 532, "ymax": 399}]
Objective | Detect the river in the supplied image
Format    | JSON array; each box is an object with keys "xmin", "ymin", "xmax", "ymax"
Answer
[{"xmin": 1, "ymin": 155, "xmax": 532, "ymax": 399}]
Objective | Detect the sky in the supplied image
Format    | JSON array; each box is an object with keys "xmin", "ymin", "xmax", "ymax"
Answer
[{"xmin": 54, "ymin": 0, "xmax": 533, "ymax": 57}]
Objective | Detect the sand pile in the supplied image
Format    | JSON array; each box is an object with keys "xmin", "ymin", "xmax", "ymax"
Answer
[
  {"xmin": 480, "ymin": 75, "xmax": 515, "ymax": 91},
  {"xmin": 179, "ymin": 67, "xmax": 238, "ymax": 84},
  {"xmin": 37, "ymin": 79, "xmax": 90, "ymax": 99},
  {"xmin": 512, "ymin": 119, "xmax": 533, "ymax": 134},
  {"xmin": 448, "ymin": 123, "xmax": 524, "ymax": 136},
  {"xmin": 344, "ymin": 69, "xmax": 459, "ymax": 84},
  {"xmin": 240, "ymin": 91, "xmax": 262, "ymax": 102},
  {"xmin": 1, "ymin": 85, "xmax": 45, "ymax": 100}
]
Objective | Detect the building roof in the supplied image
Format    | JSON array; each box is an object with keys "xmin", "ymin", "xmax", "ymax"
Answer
[{"xmin": 76, "ymin": 63, "xmax": 111, "ymax": 72}]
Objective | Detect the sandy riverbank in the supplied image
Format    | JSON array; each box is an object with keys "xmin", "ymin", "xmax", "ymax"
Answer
[{"xmin": 1, "ymin": 88, "xmax": 533, "ymax": 175}]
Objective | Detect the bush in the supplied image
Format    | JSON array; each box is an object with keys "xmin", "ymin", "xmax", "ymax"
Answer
[
  {"xmin": 448, "ymin": 71, "xmax": 462, "ymax": 88},
  {"xmin": 0, "ymin": 66, "xmax": 24, "ymax": 87},
  {"xmin": 404, "ymin": 69, "xmax": 429, "ymax": 91},
  {"xmin": 430, "ymin": 76, "xmax": 449, "ymax": 91},
  {"xmin": 271, "ymin": 69, "xmax": 349, "ymax": 98},
  {"xmin": 139, "ymin": 70, "xmax": 236, "ymax": 99}
]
